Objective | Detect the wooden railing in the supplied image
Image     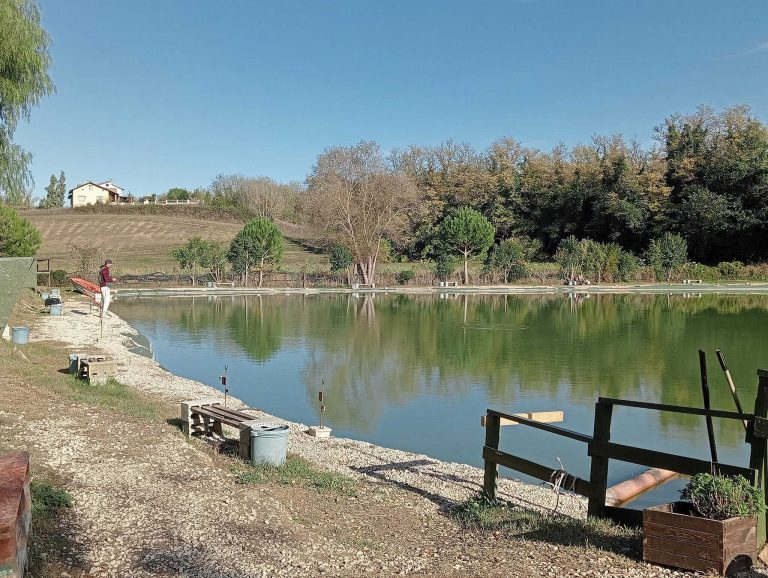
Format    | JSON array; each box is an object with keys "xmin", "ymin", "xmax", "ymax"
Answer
[{"xmin": 483, "ymin": 369, "xmax": 768, "ymax": 531}]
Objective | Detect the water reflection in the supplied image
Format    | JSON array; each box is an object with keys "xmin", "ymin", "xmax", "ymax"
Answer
[{"xmin": 114, "ymin": 293, "xmax": 768, "ymax": 470}]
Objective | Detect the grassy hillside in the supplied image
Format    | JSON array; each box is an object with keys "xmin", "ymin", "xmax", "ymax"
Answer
[{"xmin": 22, "ymin": 207, "xmax": 326, "ymax": 274}]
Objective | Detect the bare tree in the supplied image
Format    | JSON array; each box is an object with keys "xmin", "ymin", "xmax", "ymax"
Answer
[
  {"xmin": 305, "ymin": 141, "xmax": 421, "ymax": 285},
  {"xmin": 208, "ymin": 174, "xmax": 300, "ymax": 220}
]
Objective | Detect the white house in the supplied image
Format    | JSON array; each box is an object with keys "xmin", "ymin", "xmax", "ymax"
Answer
[{"xmin": 68, "ymin": 180, "xmax": 129, "ymax": 207}]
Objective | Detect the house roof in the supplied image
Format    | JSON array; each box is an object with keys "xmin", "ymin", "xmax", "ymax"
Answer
[{"xmin": 67, "ymin": 181, "xmax": 129, "ymax": 199}]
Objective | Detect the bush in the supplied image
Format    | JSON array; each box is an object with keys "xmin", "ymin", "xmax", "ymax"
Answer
[
  {"xmin": 433, "ymin": 255, "xmax": 458, "ymax": 282},
  {"xmin": 681, "ymin": 473, "xmax": 765, "ymax": 520},
  {"xmin": 647, "ymin": 233, "xmax": 688, "ymax": 282},
  {"xmin": 717, "ymin": 261, "xmax": 744, "ymax": 280},
  {"xmin": 0, "ymin": 204, "xmax": 42, "ymax": 257},
  {"xmin": 681, "ymin": 262, "xmax": 719, "ymax": 281},
  {"xmin": 615, "ymin": 252, "xmax": 640, "ymax": 281},
  {"xmin": 395, "ymin": 269, "xmax": 415, "ymax": 285},
  {"xmin": 51, "ymin": 269, "xmax": 68, "ymax": 285}
]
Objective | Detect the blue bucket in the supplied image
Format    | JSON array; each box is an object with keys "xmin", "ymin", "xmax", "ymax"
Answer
[
  {"xmin": 50, "ymin": 303, "xmax": 64, "ymax": 316},
  {"xmin": 11, "ymin": 327, "xmax": 30, "ymax": 345}
]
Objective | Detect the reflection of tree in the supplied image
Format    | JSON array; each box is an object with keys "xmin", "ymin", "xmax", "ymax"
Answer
[{"xmin": 114, "ymin": 293, "xmax": 768, "ymax": 448}]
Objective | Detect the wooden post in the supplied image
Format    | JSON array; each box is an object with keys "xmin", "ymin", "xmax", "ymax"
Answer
[
  {"xmin": 749, "ymin": 370, "xmax": 768, "ymax": 549},
  {"xmin": 482, "ymin": 413, "xmax": 500, "ymax": 502},
  {"xmin": 588, "ymin": 400, "xmax": 613, "ymax": 518}
]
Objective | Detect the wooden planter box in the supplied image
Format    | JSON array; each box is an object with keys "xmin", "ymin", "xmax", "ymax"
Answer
[{"xmin": 643, "ymin": 502, "xmax": 757, "ymax": 576}]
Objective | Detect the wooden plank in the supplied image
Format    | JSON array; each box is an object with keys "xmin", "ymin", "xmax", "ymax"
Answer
[
  {"xmin": 643, "ymin": 521, "xmax": 721, "ymax": 548},
  {"xmin": 598, "ymin": 397, "xmax": 751, "ymax": 421},
  {"xmin": 193, "ymin": 405, "xmax": 246, "ymax": 426},
  {"xmin": 643, "ymin": 547, "xmax": 722, "ymax": 574},
  {"xmin": 487, "ymin": 410, "xmax": 591, "ymax": 443},
  {"xmin": 480, "ymin": 411, "xmax": 564, "ymax": 427},
  {"xmin": 644, "ymin": 535, "xmax": 721, "ymax": 561},
  {"xmin": 482, "ymin": 446, "xmax": 598, "ymax": 499},
  {"xmin": 482, "ymin": 413, "xmax": 500, "ymax": 502},
  {"xmin": 589, "ymin": 440, "xmax": 757, "ymax": 480},
  {"xmin": 587, "ymin": 400, "xmax": 612, "ymax": 517}
]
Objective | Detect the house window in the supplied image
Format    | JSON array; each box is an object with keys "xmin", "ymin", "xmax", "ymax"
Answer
[{"xmin": 78, "ymin": 195, "xmax": 86, "ymax": 202}]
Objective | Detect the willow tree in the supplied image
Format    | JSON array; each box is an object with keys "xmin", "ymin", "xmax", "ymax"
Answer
[
  {"xmin": 305, "ymin": 141, "xmax": 420, "ymax": 285},
  {"xmin": 0, "ymin": 0, "xmax": 54, "ymax": 203}
]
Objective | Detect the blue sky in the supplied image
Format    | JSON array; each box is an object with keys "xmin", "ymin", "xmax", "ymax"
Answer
[{"xmin": 15, "ymin": 0, "xmax": 768, "ymax": 198}]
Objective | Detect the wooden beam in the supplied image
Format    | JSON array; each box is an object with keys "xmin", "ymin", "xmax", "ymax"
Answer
[
  {"xmin": 589, "ymin": 440, "xmax": 757, "ymax": 482},
  {"xmin": 482, "ymin": 446, "xmax": 598, "ymax": 499},
  {"xmin": 486, "ymin": 409, "xmax": 592, "ymax": 443},
  {"xmin": 480, "ymin": 411, "xmax": 564, "ymax": 427},
  {"xmin": 597, "ymin": 397, "xmax": 752, "ymax": 421}
]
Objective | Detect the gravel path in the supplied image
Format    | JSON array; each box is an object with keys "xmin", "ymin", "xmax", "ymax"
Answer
[{"xmin": 2, "ymin": 298, "xmax": 756, "ymax": 577}]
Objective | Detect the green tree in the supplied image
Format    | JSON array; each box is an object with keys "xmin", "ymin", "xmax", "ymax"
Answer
[
  {"xmin": 227, "ymin": 217, "xmax": 283, "ymax": 287},
  {"xmin": 438, "ymin": 207, "xmax": 495, "ymax": 284},
  {"xmin": 433, "ymin": 254, "xmax": 458, "ymax": 283},
  {"xmin": 40, "ymin": 170, "xmax": 65, "ymax": 208},
  {"xmin": 647, "ymin": 233, "xmax": 688, "ymax": 282},
  {"xmin": 166, "ymin": 187, "xmax": 191, "ymax": 201},
  {"xmin": 486, "ymin": 238, "xmax": 529, "ymax": 283},
  {"xmin": 329, "ymin": 244, "xmax": 354, "ymax": 286},
  {"xmin": 554, "ymin": 236, "xmax": 584, "ymax": 284},
  {"xmin": 0, "ymin": 203, "xmax": 41, "ymax": 256},
  {"xmin": 172, "ymin": 237, "xmax": 207, "ymax": 285},
  {"xmin": 200, "ymin": 241, "xmax": 227, "ymax": 283},
  {"xmin": 0, "ymin": 0, "xmax": 54, "ymax": 202}
]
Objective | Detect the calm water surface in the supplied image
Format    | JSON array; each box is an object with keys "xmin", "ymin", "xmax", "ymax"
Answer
[{"xmin": 113, "ymin": 292, "xmax": 768, "ymax": 507}]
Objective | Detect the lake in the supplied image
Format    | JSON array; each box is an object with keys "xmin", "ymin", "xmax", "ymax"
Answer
[{"xmin": 113, "ymin": 291, "xmax": 768, "ymax": 507}]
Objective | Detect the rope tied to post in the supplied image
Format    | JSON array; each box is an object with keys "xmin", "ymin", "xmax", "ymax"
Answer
[{"xmin": 542, "ymin": 457, "xmax": 586, "ymax": 513}]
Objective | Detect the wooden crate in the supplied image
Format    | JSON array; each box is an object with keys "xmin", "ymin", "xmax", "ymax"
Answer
[{"xmin": 643, "ymin": 502, "xmax": 757, "ymax": 575}]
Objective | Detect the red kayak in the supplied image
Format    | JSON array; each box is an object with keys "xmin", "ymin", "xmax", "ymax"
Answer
[{"xmin": 70, "ymin": 277, "xmax": 102, "ymax": 309}]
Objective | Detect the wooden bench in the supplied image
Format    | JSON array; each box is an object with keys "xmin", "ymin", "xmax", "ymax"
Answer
[
  {"xmin": 683, "ymin": 279, "xmax": 702, "ymax": 284},
  {"xmin": 351, "ymin": 283, "xmax": 375, "ymax": 289},
  {"xmin": 181, "ymin": 399, "xmax": 263, "ymax": 459},
  {"xmin": 213, "ymin": 282, "xmax": 235, "ymax": 288},
  {"xmin": 439, "ymin": 281, "xmax": 459, "ymax": 287}
]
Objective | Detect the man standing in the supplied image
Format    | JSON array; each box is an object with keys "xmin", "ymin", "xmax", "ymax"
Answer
[{"xmin": 98, "ymin": 259, "xmax": 115, "ymax": 317}]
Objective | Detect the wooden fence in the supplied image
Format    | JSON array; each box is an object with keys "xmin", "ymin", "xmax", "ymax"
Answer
[{"xmin": 482, "ymin": 369, "xmax": 768, "ymax": 535}]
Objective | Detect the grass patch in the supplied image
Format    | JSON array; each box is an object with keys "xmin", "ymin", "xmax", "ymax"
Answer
[
  {"xmin": 66, "ymin": 375, "xmax": 159, "ymax": 420},
  {"xmin": 232, "ymin": 454, "xmax": 356, "ymax": 496},
  {"xmin": 451, "ymin": 496, "xmax": 640, "ymax": 555},
  {"xmin": 27, "ymin": 478, "xmax": 83, "ymax": 577}
]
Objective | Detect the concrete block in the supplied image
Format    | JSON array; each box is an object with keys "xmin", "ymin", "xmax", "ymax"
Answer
[
  {"xmin": 180, "ymin": 399, "xmax": 220, "ymax": 436},
  {"xmin": 306, "ymin": 426, "xmax": 332, "ymax": 438},
  {"xmin": 238, "ymin": 420, "xmax": 263, "ymax": 460}
]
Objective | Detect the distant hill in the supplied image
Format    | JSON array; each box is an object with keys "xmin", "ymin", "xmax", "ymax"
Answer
[{"xmin": 22, "ymin": 206, "xmax": 324, "ymax": 274}]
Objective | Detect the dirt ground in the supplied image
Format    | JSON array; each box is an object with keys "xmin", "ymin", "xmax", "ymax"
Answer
[{"xmin": 2, "ymin": 297, "xmax": 766, "ymax": 577}]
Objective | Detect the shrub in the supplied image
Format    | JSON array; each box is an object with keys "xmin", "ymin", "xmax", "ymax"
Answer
[
  {"xmin": 616, "ymin": 252, "xmax": 640, "ymax": 282},
  {"xmin": 681, "ymin": 473, "xmax": 765, "ymax": 520},
  {"xmin": 51, "ymin": 269, "xmax": 68, "ymax": 285},
  {"xmin": 433, "ymin": 254, "xmax": 458, "ymax": 282},
  {"xmin": 717, "ymin": 261, "xmax": 744, "ymax": 280},
  {"xmin": 0, "ymin": 204, "xmax": 42, "ymax": 257},
  {"xmin": 647, "ymin": 233, "xmax": 688, "ymax": 282},
  {"xmin": 395, "ymin": 270, "xmax": 415, "ymax": 285},
  {"xmin": 682, "ymin": 262, "xmax": 719, "ymax": 281}
]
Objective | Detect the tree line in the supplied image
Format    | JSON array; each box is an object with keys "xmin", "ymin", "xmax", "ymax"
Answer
[{"xmin": 297, "ymin": 105, "xmax": 768, "ymax": 283}]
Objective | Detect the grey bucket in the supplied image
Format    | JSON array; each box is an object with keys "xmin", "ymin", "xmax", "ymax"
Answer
[
  {"xmin": 68, "ymin": 354, "xmax": 81, "ymax": 374},
  {"xmin": 250, "ymin": 423, "xmax": 290, "ymax": 466},
  {"xmin": 40, "ymin": 292, "xmax": 49, "ymax": 301},
  {"xmin": 50, "ymin": 288, "xmax": 61, "ymax": 298},
  {"xmin": 207, "ymin": 281, "xmax": 214, "ymax": 288},
  {"xmin": 50, "ymin": 303, "xmax": 64, "ymax": 316},
  {"xmin": 11, "ymin": 327, "xmax": 29, "ymax": 345}
]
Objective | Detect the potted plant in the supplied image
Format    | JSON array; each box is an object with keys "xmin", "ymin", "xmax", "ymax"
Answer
[{"xmin": 643, "ymin": 473, "xmax": 766, "ymax": 576}]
